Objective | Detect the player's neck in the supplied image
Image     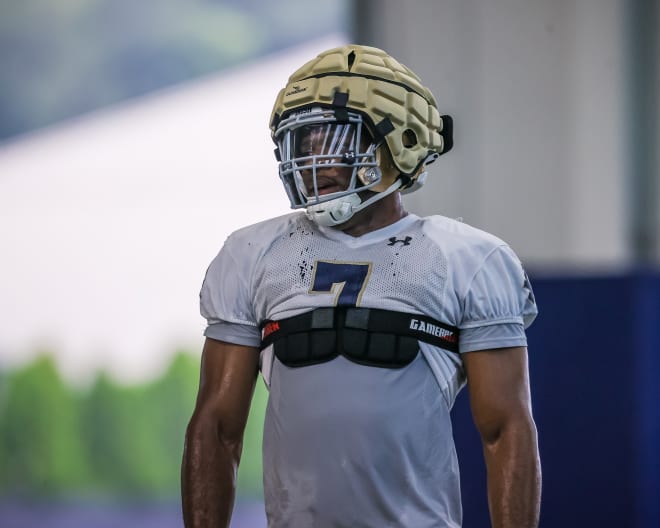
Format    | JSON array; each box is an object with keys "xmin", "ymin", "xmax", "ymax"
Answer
[{"xmin": 337, "ymin": 193, "xmax": 408, "ymax": 237}]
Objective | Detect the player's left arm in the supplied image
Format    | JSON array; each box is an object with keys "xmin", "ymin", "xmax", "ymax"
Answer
[{"xmin": 463, "ymin": 345, "xmax": 541, "ymax": 528}]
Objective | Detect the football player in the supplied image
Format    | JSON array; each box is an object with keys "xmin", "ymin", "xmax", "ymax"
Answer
[{"xmin": 182, "ymin": 44, "xmax": 541, "ymax": 528}]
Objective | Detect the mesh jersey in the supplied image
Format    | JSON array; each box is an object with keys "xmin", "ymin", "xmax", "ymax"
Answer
[{"xmin": 200, "ymin": 212, "xmax": 537, "ymax": 528}]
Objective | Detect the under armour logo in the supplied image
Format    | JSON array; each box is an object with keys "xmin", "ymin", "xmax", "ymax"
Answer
[{"xmin": 387, "ymin": 236, "xmax": 412, "ymax": 246}]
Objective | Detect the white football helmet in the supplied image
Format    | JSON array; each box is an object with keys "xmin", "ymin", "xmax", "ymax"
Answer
[{"xmin": 270, "ymin": 45, "xmax": 453, "ymax": 226}]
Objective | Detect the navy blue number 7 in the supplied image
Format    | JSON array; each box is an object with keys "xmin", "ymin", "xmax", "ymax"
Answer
[{"xmin": 309, "ymin": 260, "xmax": 372, "ymax": 306}]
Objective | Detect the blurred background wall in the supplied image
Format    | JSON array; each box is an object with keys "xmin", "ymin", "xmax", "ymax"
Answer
[
  {"xmin": 1, "ymin": 1, "xmax": 658, "ymax": 527},
  {"xmin": 354, "ymin": 0, "xmax": 659, "ymax": 268},
  {"xmin": 352, "ymin": 1, "xmax": 660, "ymax": 526}
]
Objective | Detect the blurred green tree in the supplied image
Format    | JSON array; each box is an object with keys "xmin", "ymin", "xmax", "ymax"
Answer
[
  {"xmin": 81, "ymin": 371, "xmax": 142, "ymax": 495},
  {"xmin": 0, "ymin": 350, "xmax": 269, "ymax": 499},
  {"xmin": 0, "ymin": 355, "xmax": 88, "ymax": 496},
  {"xmin": 81, "ymin": 367, "xmax": 181, "ymax": 497},
  {"xmin": 142, "ymin": 351, "xmax": 201, "ymax": 495}
]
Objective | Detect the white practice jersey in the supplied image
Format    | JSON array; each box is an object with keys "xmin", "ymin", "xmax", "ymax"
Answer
[{"xmin": 200, "ymin": 212, "xmax": 537, "ymax": 528}]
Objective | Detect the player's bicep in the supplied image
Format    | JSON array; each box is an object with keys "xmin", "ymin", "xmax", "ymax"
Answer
[
  {"xmin": 463, "ymin": 346, "xmax": 533, "ymax": 443},
  {"xmin": 192, "ymin": 337, "xmax": 260, "ymax": 443}
]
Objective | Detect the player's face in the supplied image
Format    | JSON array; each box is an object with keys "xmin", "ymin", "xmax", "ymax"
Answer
[{"xmin": 294, "ymin": 123, "xmax": 371, "ymax": 197}]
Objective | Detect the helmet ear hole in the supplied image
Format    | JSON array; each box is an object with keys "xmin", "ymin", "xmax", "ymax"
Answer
[{"xmin": 402, "ymin": 129, "xmax": 418, "ymax": 148}]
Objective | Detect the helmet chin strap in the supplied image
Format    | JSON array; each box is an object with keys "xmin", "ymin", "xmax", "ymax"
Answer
[{"xmin": 305, "ymin": 179, "xmax": 403, "ymax": 227}]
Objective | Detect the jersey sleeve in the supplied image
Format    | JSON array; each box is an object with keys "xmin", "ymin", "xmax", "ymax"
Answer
[
  {"xmin": 459, "ymin": 244, "xmax": 538, "ymax": 353},
  {"xmin": 199, "ymin": 237, "xmax": 261, "ymax": 347}
]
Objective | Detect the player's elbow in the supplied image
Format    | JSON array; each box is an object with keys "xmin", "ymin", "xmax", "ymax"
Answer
[
  {"xmin": 476, "ymin": 411, "xmax": 538, "ymax": 449},
  {"xmin": 185, "ymin": 406, "xmax": 244, "ymax": 462},
  {"xmin": 216, "ymin": 422, "xmax": 245, "ymax": 462}
]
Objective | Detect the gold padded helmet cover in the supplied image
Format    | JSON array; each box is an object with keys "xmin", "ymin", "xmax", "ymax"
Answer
[{"xmin": 270, "ymin": 45, "xmax": 449, "ymax": 190}]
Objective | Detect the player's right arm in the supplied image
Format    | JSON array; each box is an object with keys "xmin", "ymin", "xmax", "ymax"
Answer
[{"xmin": 182, "ymin": 337, "xmax": 260, "ymax": 528}]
